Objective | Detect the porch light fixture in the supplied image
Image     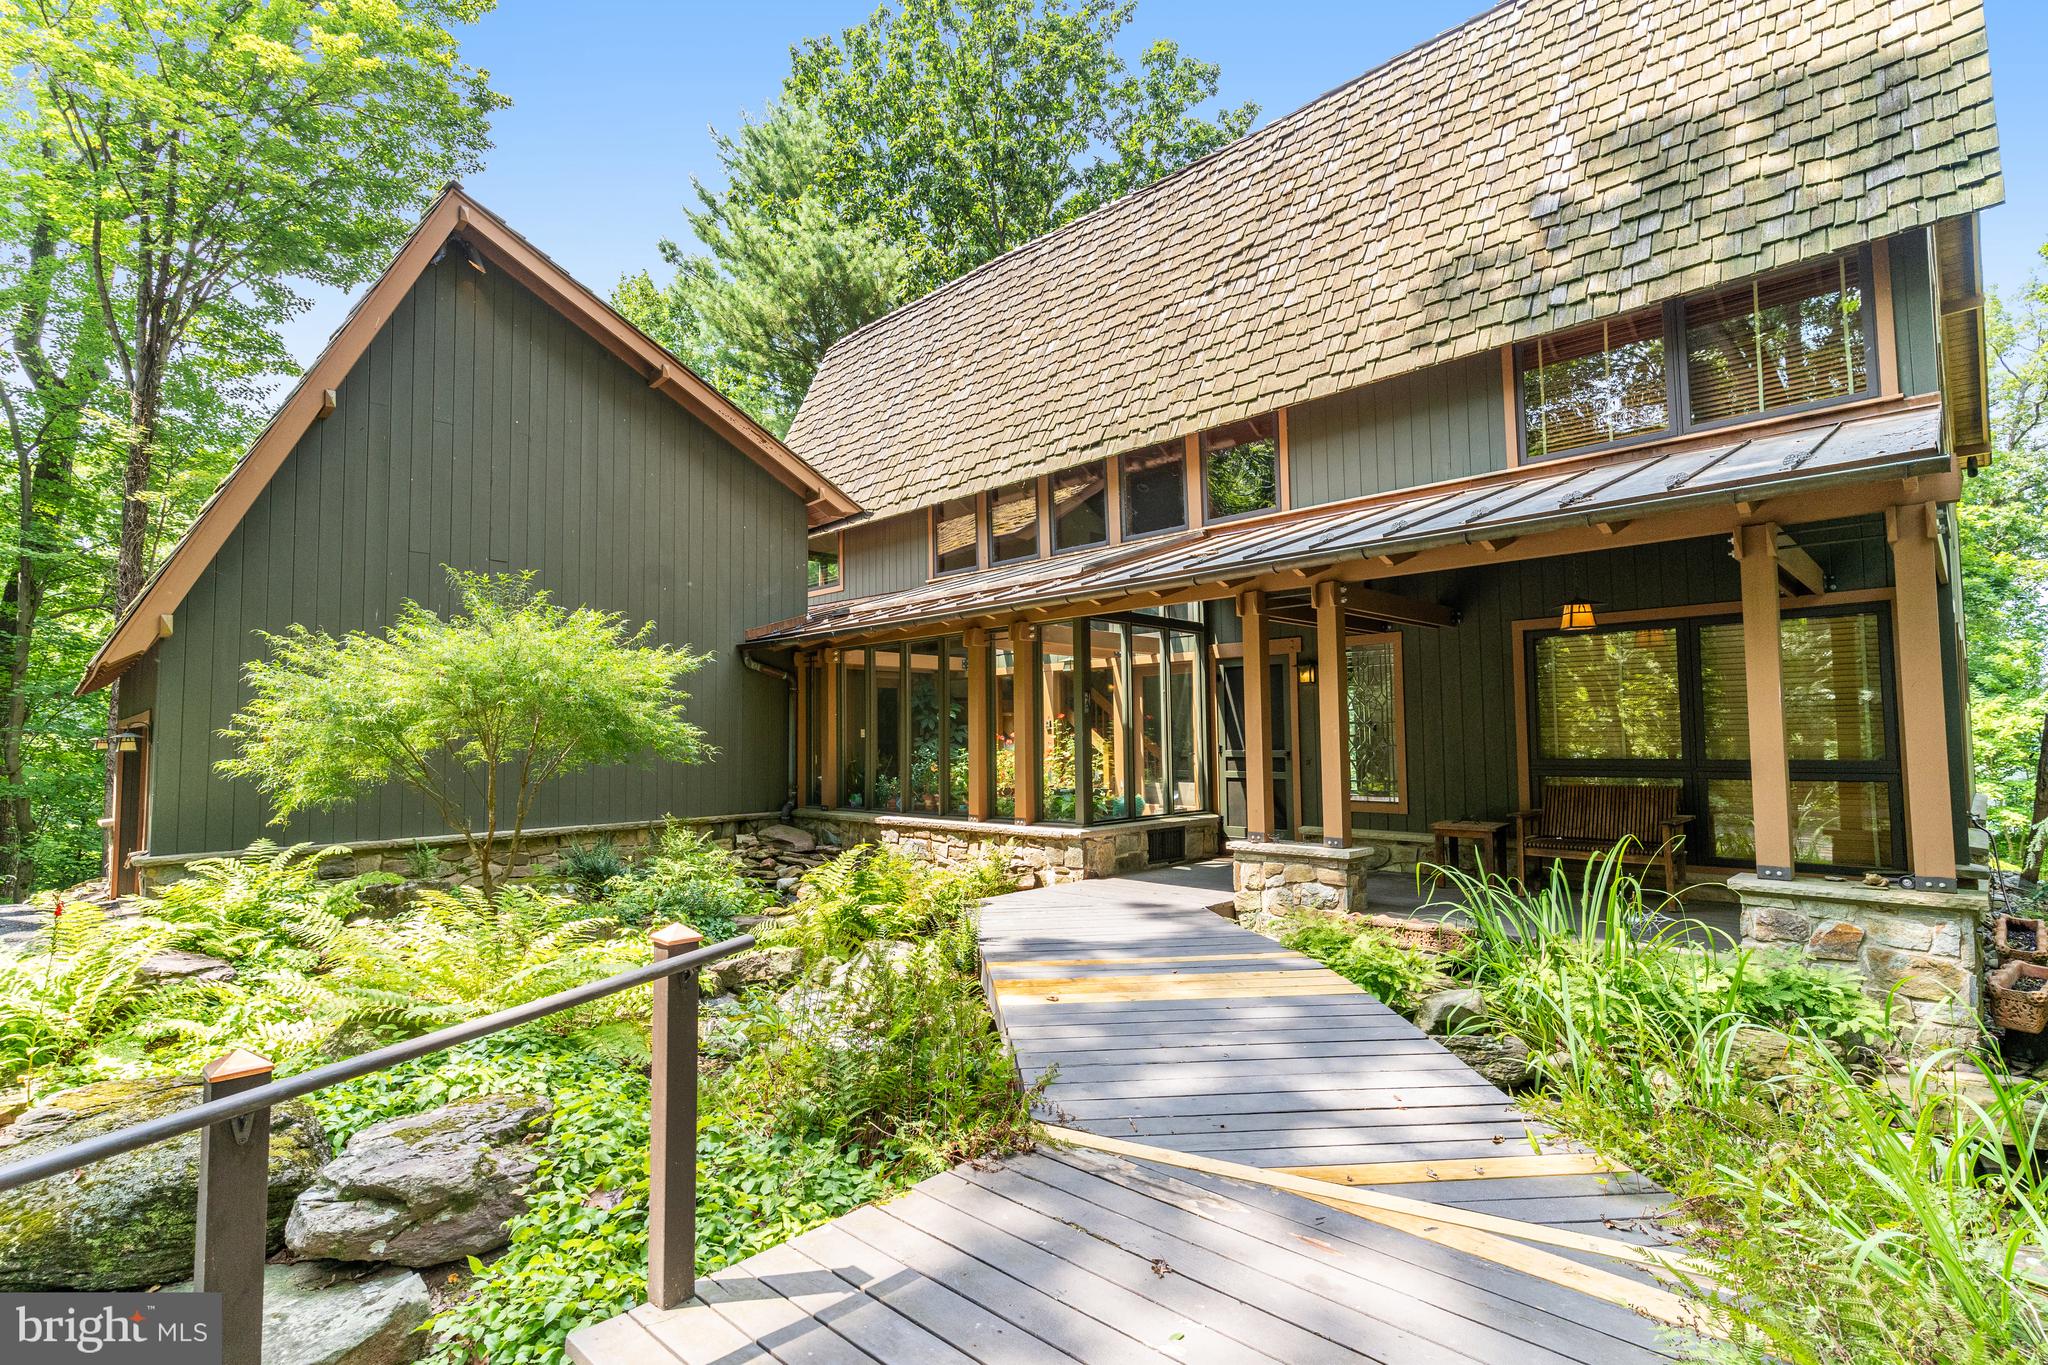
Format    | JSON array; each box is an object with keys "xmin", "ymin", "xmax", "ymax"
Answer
[
  {"xmin": 1296, "ymin": 659, "xmax": 1317, "ymax": 685},
  {"xmin": 1558, "ymin": 600, "xmax": 1598, "ymax": 632},
  {"xmin": 93, "ymin": 731, "xmax": 142, "ymax": 753}
]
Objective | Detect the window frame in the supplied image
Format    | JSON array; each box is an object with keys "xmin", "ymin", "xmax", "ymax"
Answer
[
  {"xmin": 1118, "ymin": 441, "xmax": 1190, "ymax": 541},
  {"xmin": 1049, "ymin": 459, "xmax": 1113, "ymax": 556},
  {"xmin": 1200, "ymin": 414, "xmax": 1282, "ymax": 523},
  {"xmin": 929, "ymin": 494, "xmax": 984, "ymax": 579},
  {"xmin": 988, "ymin": 478, "xmax": 1041, "ymax": 565},
  {"xmin": 806, "ymin": 531, "xmax": 844, "ymax": 596},
  {"xmin": 1522, "ymin": 602, "xmax": 1905, "ymax": 872},
  {"xmin": 1344, "ymin": 630, "xmax": 1408, "ymax": 814},
  {"xmin": 1515, "ymin": 248, "xmax": 1881, "ymax": 464}
]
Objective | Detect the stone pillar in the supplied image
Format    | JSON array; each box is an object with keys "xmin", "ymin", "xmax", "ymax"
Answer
[{"xmin": 1230, "ymin": 838, "xmax": 1387, "ymax": 917}]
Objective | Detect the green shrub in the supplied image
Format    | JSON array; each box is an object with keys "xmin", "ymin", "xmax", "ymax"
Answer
[
  {"xmin": 558, "ymin": 838, "xmax": 629, "ymax": 900},
  {"xmin": 0, "ymin": 906, "xmax": 166, "ymax": 1094},
  {"xmin": 774, "ymin": 844, "xmax": 1011, "ymax": 963},
  {"xmin": 602, "ymin": 824, "xmax": 770, "ymax": 938},
  {"xmin": 404, "ymin": 841, "xmax": 441, "ymax": 880},
  {"xmin": 141, "ymin": 841, "xmax": 374, "ymax": 969},
  {"xmin": 1281, "ymin": 920, "xmax": 1437, "ymax": 1014}
]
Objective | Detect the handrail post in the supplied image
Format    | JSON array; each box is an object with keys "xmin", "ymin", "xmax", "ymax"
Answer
[
  {"xmin": 648, "ymin": 923, "xmax": 703, "ymax": 1309},
  {"xmin": 196, "ymin": 1049, "xmax": 273, "ymax": 1365}
]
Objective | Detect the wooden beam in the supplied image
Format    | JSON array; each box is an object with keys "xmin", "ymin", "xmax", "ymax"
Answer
[
  {"xmin": 1888, "ymin": 503, "xmax": 1958, "ymax": 886},
  {"xmin": 1239, "ymin": 591, "xmax": 1274, "ymax": 841},
  {"xmin": 1315, "ymin": 580, "xmax": 1350, "ymax": 848},
  {"xmin": 1776, "ymin": 536, "xmax": 1827, "ymax": 596},
  {"xmin": 964, "ymin": 629, "xmax": 992, "ymax": 820},
  {"xmin": 1276, "ymin": 1153, "xmax": 1619, "ymax": 1185},
  {"xmin": 1346, "ymin": 585, "xmax": 1455, "ymax": 629},
  {"xmin": 818, "ymin": 650, "xmax": 841, "ymax": 808},
  {"xmin": 1736, "ymin": 523, "xmax": 1795, "ymax": 877},
  {"xmin": 1011, "ymin": 624, "xmax": 1042, "ymax": 824}
]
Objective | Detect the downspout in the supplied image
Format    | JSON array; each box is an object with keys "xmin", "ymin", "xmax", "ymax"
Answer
[{"xmin": 742, "ymin": 653, "xmax": 798, "ymax": 818}]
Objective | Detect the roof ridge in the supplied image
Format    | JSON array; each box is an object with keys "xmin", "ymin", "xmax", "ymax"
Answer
[{"xmin": 803, "ymin": 0, "xmax": 1533, "ymax": 372}]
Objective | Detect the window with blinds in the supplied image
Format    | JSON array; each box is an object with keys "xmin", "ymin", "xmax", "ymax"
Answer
[
  {"xmin": 990, "ymin": 480, "xmax": 1038, "ymax": 564},
  {"xmin": 932, "ymin": 496, "xmax": 978, "ymax": 575},
  {"xmin": 1685, "ymin": 257, "xmax": 1867, "ymax": 425},
  {"xmin": 1346, "ymin": 638, "xmax": 1403, "ymax": 803},
  {"xmin": 1519, "ymin": 309, "xmax": 1669, "ymax": 459},
  {"xmin": 1534, "ymin": 629, "xmax": 1683, "ymax": 761}
]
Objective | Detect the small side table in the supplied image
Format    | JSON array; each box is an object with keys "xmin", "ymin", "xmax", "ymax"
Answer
[{"xmin": 1431, "ymin": 819, "xmax": 1508, "ymax": 878}]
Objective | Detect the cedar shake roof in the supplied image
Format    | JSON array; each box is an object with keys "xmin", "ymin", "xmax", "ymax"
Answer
[{"xmin": 788, "ymin": 0, "xmax": 2002, "ymax": 521}]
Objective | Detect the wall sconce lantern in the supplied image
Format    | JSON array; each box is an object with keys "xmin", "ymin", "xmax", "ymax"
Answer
[
  {"xmin": 1558, "ymin": 600, "xmax": 1599, "ymax": 632},
  {"xmin": 1296, "ymin": 659, "xmax": 1317, "ymax": 685},
  {"xmin": 93, "ymin": 731, "xmax": 142, "ymax": 754}
]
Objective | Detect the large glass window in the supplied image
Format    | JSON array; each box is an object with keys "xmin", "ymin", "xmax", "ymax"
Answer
[
  {"xmin": 1169, "ymin": 633, "xmax": 1202, "ymax": 812},
  {"xmin": 906, "ymin": 643, "xmax": 943, "ymax": 814},
  {"xmin": 1203, "ymin": 415, "xmax": 1278, "ymax": 520},
  {"xmin": 1051, "ymin": 463, "xmax": 1109, "ymax": 552},
  {"xmin": 1519, "ymin": 309, "xmax": 1669, "ymax": 459},
  {"xmin": 1346, "ymin": 637, "xmax": 1403, "ymax": 804},
  {"xmin": 990, "ymin": 480, "xmax": 1039, "ymax": 564},
  {"xmin": 932, "ymin": 497, "xmax": 979, "ymax": 576},
  {"xmin": 1133, "ymin": 628, "xmax": 1168, "ymax": 817},
  {"xmin": 1121, "ymin": 442, "xmax": 1187, "ymax": 539},
  {"xmin": 840, "ymin": 649, "xmax": 868, "ymax": 809},
  {"xmin": 943, "ymin": 637, "xmax": 970, "ymax": 816},
  {"xmin": 1040, "ymin": 624, "xmax": 1080, "ymax": 819},
  {"xmin": 1687, "ymin": 257, "xmax": 1867, "ymax": 425},
  {"xmin": 1529, "ymin": 608, "xmax": 1900, "ymax": 870},
  {"xmin": 1087, "ymin": 623, "xmax": 1132, "ymax": 821},
  {"xmin": 871, "ymin": 646, "xmax": 903, "ymax": 810}
]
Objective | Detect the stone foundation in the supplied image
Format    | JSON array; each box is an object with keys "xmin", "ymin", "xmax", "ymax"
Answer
[
  {"xmin": 1729, "ymin": 873, "xmax": 1990, "ymax": 1047},
  {"xmin": 1230, "ymin": 839, "xmax": 1394, "ymax": 916},
  {"xmin": 133, "ymin": 809, "xmax": 1223, "ymax": 895},
  {"xmin": 795, "ymin": 809, "xmax": 1222, "ymax": 889}
]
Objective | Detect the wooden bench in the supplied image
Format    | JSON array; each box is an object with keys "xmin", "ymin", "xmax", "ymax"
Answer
[{"xmin": 1512, "ymin": 782, "xmax": 1693, "ymax": 890}]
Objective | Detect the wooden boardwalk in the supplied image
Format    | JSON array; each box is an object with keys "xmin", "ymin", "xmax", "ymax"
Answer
[{"xmin": 569, "ymin": 869, "xmax": 1698, "ymax": 1364}]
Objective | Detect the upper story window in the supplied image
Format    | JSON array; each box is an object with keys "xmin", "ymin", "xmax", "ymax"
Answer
[
  {"xmin": 1052, "ymin": 462, "xmax": 1109, "ymax": 552},
  {"xmin": 1517, "ymin": 251, "xmax": 1873, "ymax": 462},
  {"xmin": 1685, "ymin": 257, "xmax": 1867, "ymax": 425},
  {"xmin": 1120, "ymin": 441, "xmax": 1187, "ymax": 539},
  {"xmin": 990, "ymin": 479, "xmax": 1039, "ymax": 564},
  {"xmin": 932, "ymin": 496, "xmax": 979, "ymax": 576},
  {"xmin": 1203, "ymin": 414, "xmax": 1278, "ymax": 520},
  {"xmin": 807, "ymin": 538, "xmax": 841, "ymax": 592},
  {"xmin": 1520, "ymin": 309, "xmax": 1668, "ymax": 459}
]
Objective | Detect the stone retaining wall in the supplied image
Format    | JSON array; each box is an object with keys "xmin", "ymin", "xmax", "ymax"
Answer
[
  {"xmin": 1230, "ymin": 839, "xmax": 1394, "ymax": 917},
  {"xmin": 1728, "ymin": 873, "xmax": 1989, "ymax": 1047}
]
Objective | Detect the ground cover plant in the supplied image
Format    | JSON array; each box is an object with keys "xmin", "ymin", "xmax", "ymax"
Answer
[
  {"xmin": 0, "ymin": 832, "xmax": 1026, "ymax": 1364},
  {"xmin": 1426, "ymin": 852, "xmax": 2048, "ymax": 1363},
  {"xmin": 1280, "ymin": 918, "xmax": 1439, "ymax": 1014}
]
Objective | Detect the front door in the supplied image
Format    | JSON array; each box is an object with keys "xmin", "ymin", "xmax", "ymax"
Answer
[
  {"xmin": 106, "ymin": 728, "xmax": 149, "ymax": 897},
  {"xmin": 1217, "ymin": 657, "xmax": 1293, "ymax": 839}
]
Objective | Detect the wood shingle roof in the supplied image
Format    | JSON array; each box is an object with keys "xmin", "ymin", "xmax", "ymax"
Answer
[{"xmin": 787, "ymin": 0, "xmax": 2002, "ymax": 521}]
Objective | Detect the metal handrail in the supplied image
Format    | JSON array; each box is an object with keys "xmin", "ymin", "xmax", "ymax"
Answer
[
  {"xmin": 0, "ymin": 931, "xmax": 753, "ymax": 1193},
  {"xmin": 0, "ymin": 924, "xmax": 755, "ymax": 1365}
]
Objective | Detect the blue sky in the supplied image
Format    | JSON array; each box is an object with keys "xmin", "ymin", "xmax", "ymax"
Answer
[{"xmin": 281, "ymin": 0, "xmax": 2048, "ymax": 367}]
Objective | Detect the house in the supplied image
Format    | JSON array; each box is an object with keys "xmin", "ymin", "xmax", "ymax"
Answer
[
  {"xmin": 77, "ymin": 187, "xmax": 856, "ymax": 893},
  {"xmin": 86, "ymin": 0, "xmax": 2002, "ymax": 1028}
]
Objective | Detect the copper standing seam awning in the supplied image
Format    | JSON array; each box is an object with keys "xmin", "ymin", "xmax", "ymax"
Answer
[{"xmin": 751, "ymin": 405, "xmax": 1946, "ymax": 646}]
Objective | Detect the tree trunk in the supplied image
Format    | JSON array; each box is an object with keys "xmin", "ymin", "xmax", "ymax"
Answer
[{"xmin": 2025, "ymin": 703, "xmax": 2048, "ymax": 885}]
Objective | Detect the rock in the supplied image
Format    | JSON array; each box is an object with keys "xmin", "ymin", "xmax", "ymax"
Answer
[
  {"xmin": 700, "ymin": 997, "xmax": 751, "ymax": 1058},
  {"xmin": 286, "ymin": 1095, "xmax": 548, "ymax": 1267},
  {"xmin": 167, "ymin": 1262, "xmax": 431, "ymax": 1365},
  {"xmin": 703, "ymin": 946, "xmax": 803, "ymax": 998},
  {"xmin": 137, "ymin": 949, "xmax": 236, "ymax": 983},
  {"xmin": 1726, "ymin": 1027, "xmax": 1803, "ymax": 1080},
  {"xmin": 0, "ymin": 1075, "xmax": 326, "ymax": 1290},
  {"xmin": 1804, "ymin": 920, "xmax": 1866, "ymax": 961},
  {"xmin": 1414, "ymin": 987, "xmax": 1484, "ymax": 1035},
  {"xmin": 1443, "ymin": 1033, "xmax": 1536, "ymax": 1090},
  {"xmin": 757, "ymin": 824, "xmax": 817, "ymax": 853},
  {"xmin": 354, "ymin": 879, "xmax": 433, "ymax": 916}
]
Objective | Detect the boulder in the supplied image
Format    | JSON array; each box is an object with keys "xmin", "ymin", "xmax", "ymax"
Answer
[
  {"xmin": 1442, "ymin": 1033, "xmax": 1537, "ymax": 1091},
  {"xmin": 701, "ymin": 946, "xmax": 803, "ymax": 998},
  {"xmin": 138, "ymin": 949, "xmax": 236, "ymax": 983},
  {"xmin": 286, "ymin": 1095, "xmax": 547, "ymax": 1267},
  {"xmin": 167, "ymin": 1262, "xmax": 431, "ymax": 1365},
  {"xmin": 756, "ymin": 824, "xmax": 817, "ymax": 853},
  {"xmin": 0, "ymin": 1074, "xmax": 326, "ymax": 1290},
  {"xmin": 1413, "ymin": 987, "xmax": 1484, "ymax": 1036}
]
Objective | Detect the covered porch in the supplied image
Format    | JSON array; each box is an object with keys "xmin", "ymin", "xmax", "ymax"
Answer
[{"xmin": 758, "ymin": 404, "xmax": 1967, "ymax": 904}]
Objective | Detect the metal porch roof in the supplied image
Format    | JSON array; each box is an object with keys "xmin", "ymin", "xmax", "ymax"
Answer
[{"xmin": 752, "ymin": 404, "xmax": 1945, "ymax": 645}]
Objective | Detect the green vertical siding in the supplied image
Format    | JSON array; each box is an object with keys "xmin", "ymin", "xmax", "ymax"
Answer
[
  {"xmin": 1888, "ymin": 229, "xmax": 1940, "ymax": 396},
  {"xmin": 145, "ymin": 253, "xmax": 808, "ymax": 857},
  {"xmin": 841, "ymin": 510, "xmax": 929, "ymax": 599},
  {"xmin": 1287, "ymin": 353, "xmax": 1506, "ymax": 508}
]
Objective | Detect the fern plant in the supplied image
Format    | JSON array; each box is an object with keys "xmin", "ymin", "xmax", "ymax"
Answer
[
  {"xmin": 141, "ymin": 840, "xmax": 371, "ymax": 969},
  {"xmin": 0, "ymin": 907, "xmax": 168, "ymax": 1096}
]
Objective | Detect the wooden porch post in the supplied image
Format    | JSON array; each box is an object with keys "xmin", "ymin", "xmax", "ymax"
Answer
[
  {"xmin": 793, "ymin": 652, "xmax": 812, "ymax": 808},
  {"xmin": 1888, "ymin": 502, "xmax": 1959, "ymax": 887},
  {"xmin": 1735, "ymin": 523, "xmax": 1795, "ymax": 878},
  {"xmin": 1012, "ymin": 624, "xmax": 1042, "ymax": 824},
  {"xmin": 1314, "ymin": 580, "xmax": 1350, "ymax": 848},
  {"xmin": 1240, "ymin": 590, "xmax": 1274, "ymax": 842},
  {"xmin": 965, "ymin": 629, "xmax": 992, "ymax": 820},
  {"xmin": 819, "ymin": 649, "xmax": 841, "ymax": 809}
]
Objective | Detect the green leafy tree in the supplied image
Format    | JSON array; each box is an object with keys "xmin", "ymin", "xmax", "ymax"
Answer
[
  {"xmin": 1962, "ymin": 267, "xmax": 2048, "ymax": 875},
  {"xmin": 785, "ymin": 0, "xmax": 1257, "ymax": 296},
  {"xmin": 218, "ymin": 570, "xmax": 712, "ymax": 896},
  {"xmin": 616, "ymin": 105, "xmax": 907, "ymax": 434},
  {"xmin": 0, "ymin": 0, "xmax": 504, "ymax": 683}
]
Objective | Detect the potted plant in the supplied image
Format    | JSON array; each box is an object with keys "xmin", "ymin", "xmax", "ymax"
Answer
[
  {"xmin": 1994, "ymin": 912, "xmax": 2048, "ymax": 966},
  {"xmin": 1988, "ymin": 960, "xmax": 2048, "ymax": 1035}
]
